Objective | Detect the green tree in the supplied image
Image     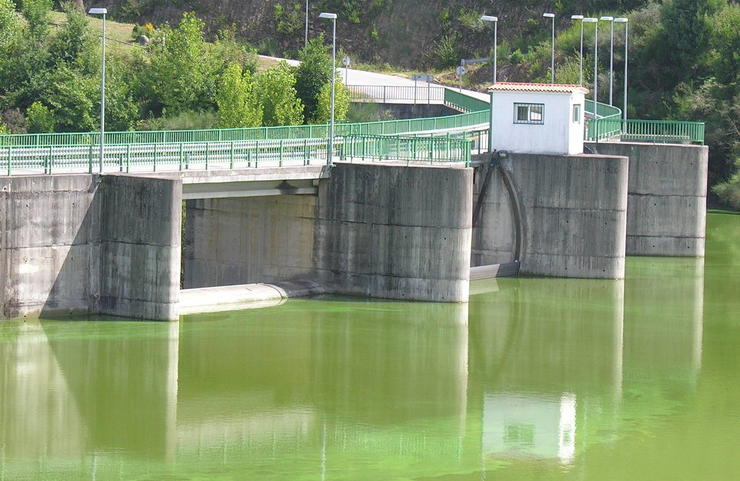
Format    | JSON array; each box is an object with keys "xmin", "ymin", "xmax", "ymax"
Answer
[
  {"xmin": 33, "ymin": 66, "xmax": 98, "ymax": 132},
  {"xmin": 20, "ymin": 0, "xmax": 52, "ymax": 41},
  {"xmin": 294, "ymin": 36, "xmax": 332, "ymax": 123},
  {"xmin": 216, "ymin": 63, "xmax": 262, "ymax": 128},
  {"xmin": 254, "ymin": 62, "xmax": 304, "ymax": 126},
  {"xmin": 26, "ymin": 101, "xmax": 56, "ymax": 133},
  {"xmin": 47, "ymin": 3, "xmax": 96, "ymax": 73},
  {"xmin": 139, "ymin": 12, "xmax": 213, "ymax": 115},
  {"xmin": 0, "ymin": 122, "xmax": 9, "ymax": 135},
  {"xmin": 315, "ymin": 79, "xmax": 350, "ymax": 124}
]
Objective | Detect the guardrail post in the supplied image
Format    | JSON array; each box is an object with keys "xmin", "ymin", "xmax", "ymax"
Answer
[
  {"xmin": 153, "ymin": 144, "xmax": 157, "ymax": 172},
  {"xmin": 304, "ymin": 139, "xmax": 308, "ymax": 166},
  {"xmin": 126, "ymin": 144, "xmax": 131, "ymax": 172},
  {"xmin": 178, "ymin": 143, "xmax": 183, "ymax": 171},
  {"xmin": 6, "ymin": 147, "xmax": 11, "ymax": 176},
  {"xmin": 88, "ymin": 144, "xmax": 93, "ymax": 173},
  {"xmin": 229, "ymin": 141, "xmax": 235, "ymax": 169},
  {"xmin": 205, "ymin": 143, "xmax": 209, "ymax": 170},
  {"xmin": 279, "ymin": 139, "xmax": 284, "ymax": 167}
]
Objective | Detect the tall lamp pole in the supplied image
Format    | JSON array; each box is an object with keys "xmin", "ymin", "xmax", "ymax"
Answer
[
  {"xmin": 615, "ymin": 18, "xmax": 629, "ymax": 121},
  {"xmin": 600, "ymin": 16, "xmax": 615, "ymax": 105},
  {"xmin": 305, "ymin": 0, "xmax": 309, "ymax": 47},
  {"xmin": 89, "ymin": 7, "xmax": 107, "ymax": 173},
  {"xmin": 571, "ymin": 15, "xmax": 584, "ymax": 85},
  {"xmin": 543, "ymin": 13, "xmax": 555, "ymax": 83},
  {"xmin": 480, "ymin": 15, "xmax": 498, "ymax": 85},
  {"xmin": 584, "ymin": 18, "xmax": 598, "ymax": 106},
  {"xmin": 319, "ymin": 12, "xmax": 337, "ymax": 166}
]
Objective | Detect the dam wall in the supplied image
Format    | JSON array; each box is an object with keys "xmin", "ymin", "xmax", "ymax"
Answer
[
  {"xmin": 472, "ymin": 153, "xmax": 629, "ymax": 279},
  {"xmin": 0, "ymin": 174, "xmax": 181, "ymax": 321},
  {"xmin": 315, "ymin": 162, "xmax": 473, "ymax": 302},
  {"xmin": 587, "ymin": 142, "xmax": 708, "ymax": 256}
]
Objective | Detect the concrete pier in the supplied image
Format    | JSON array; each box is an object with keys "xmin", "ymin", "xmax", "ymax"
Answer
[
  {"xmin": 472, "ymin": 153, "xmax": 629, "ymax": 279},
  {"xmin": 587, "ymin": 142, "xmax": 708, "ymax": 257}
]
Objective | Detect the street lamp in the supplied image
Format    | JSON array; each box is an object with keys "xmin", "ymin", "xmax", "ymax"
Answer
[
  {"xmin": 543, "ymin": 13, "xmax": 555, "ymax": 83},
  {"xmin": 615, "ymin": 17, "xmax": 629, "ymax": 121},
  {"xmin": 480, "ymin": 15, "xmax": 498, "ymax": 85},
  {"xmin": 305, "ymin": 0, "xmax": 309, "ymax": 47},
  {"xmin": 89, "ymin": 7, "xmax": 107, "ymax": 173},
  {"xmin": 571, "ymin": 15, "xmax": 584, "ymax": 85},
  {"xmin": 583, "ymin": 18, "xmax": 598, "ymax": 106},
  {"xmin": 319, "ymin": 12, "xmax": 337, "ymax": 166},
  {"xmin": 600, "ymin": 16, "xmax": 615, "ymax": 105}
]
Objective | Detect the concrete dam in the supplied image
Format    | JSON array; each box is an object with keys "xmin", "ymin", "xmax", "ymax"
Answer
[{"xmin": 0, "ymin": 140, "xmax": 707, "ymax": 322}]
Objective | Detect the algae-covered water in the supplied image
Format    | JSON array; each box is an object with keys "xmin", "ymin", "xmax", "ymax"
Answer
[{"xmin": 1, "ymin": 212, "xmax": 738, "ymax": 480}]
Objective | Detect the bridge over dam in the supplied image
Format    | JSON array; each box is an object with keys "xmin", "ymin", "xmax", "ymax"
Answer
[{"xmin": 0, "ymin": 81, "xmax": 708, "ymax": 322}]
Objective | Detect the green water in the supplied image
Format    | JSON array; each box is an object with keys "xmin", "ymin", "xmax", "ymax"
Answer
[{"xmin": 1, "ymin": 212, "xmax": 738, "ymax": 481}]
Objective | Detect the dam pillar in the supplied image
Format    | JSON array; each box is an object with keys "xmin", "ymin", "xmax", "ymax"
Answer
[
  {"xmin": 315, "ymin": 162, "xmax": 473, "ymax": 302},
  {"xmin": 587, "ymin": 142, "xmax": 708, "ymax": 257}
]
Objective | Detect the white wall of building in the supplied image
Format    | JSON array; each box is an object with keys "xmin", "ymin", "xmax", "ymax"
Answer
[{"xmin": 491, "ymin": 90, "xmax": 585, "ymax": 155}]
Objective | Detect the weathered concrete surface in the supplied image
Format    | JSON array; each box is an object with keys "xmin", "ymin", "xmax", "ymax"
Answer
[
  {"xmin": 0, "ymin": 175, "xmax": 99, "ymax": 319},
  {"xmin": 99, "ymin": 175, "xmax": 181, "ymax": 321},
  {"xmin": 179, "ymin": 280, "xmax": 325, "ymax": 315},
  {"xmin": 471, "ymin": 163, "xmax": 519, "ymax": 267},
  {"xmin": 1, "ymin": 174, "xmax": 181, "ymax": 321},
  {"xmin": 315, "ymin": 162, "xmax": 473, "ymax": 302},
  {"xmin": 183, "ymin": 195, "xmax": 317, "ymax": 289},
  {"xmin": 473, "ymin": 153, "xmax": 629, "ymax": 279},
  {"xmin": 587, "ymin": 142, "xmax": 708, "ymax": 256}
]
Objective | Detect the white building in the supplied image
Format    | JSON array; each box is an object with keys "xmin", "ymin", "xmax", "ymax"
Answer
[{"xmin": 489, "ymin": 83, "xmax": 588, "ymax": 155}]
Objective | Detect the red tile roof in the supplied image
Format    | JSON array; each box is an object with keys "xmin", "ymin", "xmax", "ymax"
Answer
[{"xmin": 488, "ymin": 82, "xmax": 589, "ymax": 94}]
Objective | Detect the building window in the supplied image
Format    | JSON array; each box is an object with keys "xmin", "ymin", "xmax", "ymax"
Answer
[
  {"xmin": 514, "ymin": 103, "xmax": 545, "ymax": 125},
  {"xmin": 573, "ymin": 104, "xmax": 581, "ymax": 123}
]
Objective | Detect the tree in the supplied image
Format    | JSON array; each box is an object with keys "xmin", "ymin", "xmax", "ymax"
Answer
[
  {"xmin": 47, "ymin": 2, "xmax": 96, "ymax": 73},
  {"xmin": 254, "ymin": 62, "xmax": 304, "ymax": 126},
  {"xmin": 216, "ymin": 63, "xmax": 262, "ymax": 128},
  {"xmin": 20, "ymin": 0, "xmax": 52, "ymax": 41},
  {"xmin": 315, "ymin": 79, "xmax": 350, "ymax": 124},
  {"xmin": 26, "ymin": 101, "xmax": 56, "ymax": 133},
  {"xmin": 294, "ymin": 36, "xmax": 332, "ymax": 123}
]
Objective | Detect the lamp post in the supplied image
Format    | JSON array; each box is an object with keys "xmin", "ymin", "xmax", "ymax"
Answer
[
  {"xmin": 305, "ymin": 0, "xmax": 309, "ymax": 47},
  {"xmin": 543, "ymin": 13, "xmax": 555, "ymax": 83},
  {"xmin": 89, "ymin": 7, "xmax": 107, "ymax": 173},
  {"xmin": 480, "ymin": 15, "xmax": 498, "ymax": 85},
  {"xmin": 319, "ymin": 12, "xmax": 337, "ymax": 166},
  {"xmin": 615, "ymin": 17, "xmax": 629, "ymax": 121},
  {"xmin": 571, "ymin": 15, "xmax": 584, "ymax": 85},
  {"xmin": 583, "ymin": 18, "xmax": 598, "ymax": 106},
  {"xmin": 600, "ymin": 16, "xmax": 614, "ymax": 105}
]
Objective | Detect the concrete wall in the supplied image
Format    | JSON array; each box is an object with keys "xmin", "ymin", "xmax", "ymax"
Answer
[
  {"xmin": 472, "ymin": 153, "xmax": 629, "ymax": 279},
  {"xmin": 471, "ymin": 164, "xmax": 519, "ymax": 266},
  {"xmin": 99, "ymin": 175, "xmax": 181, "ymax": 321},
  {"xmin": 1, "ymin": 175, "xmax": 100, "ymax": 319},
  {"xmin": 587, "ymin": 142, "xmax": 708, "ymax": 256},
  {"xmin": 315, "ymin": 162, "xmax": 473, "ymax": 302},
  {"xmin": 182, "ymin": 195, "xmax": 316, "ymax": 289},
  {"xmin": 0, "ymin": 174, "xmax": 181, "ymax": 321}
]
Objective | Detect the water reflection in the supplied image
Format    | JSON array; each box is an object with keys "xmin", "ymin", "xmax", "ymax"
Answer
[{"xmin": 0, "ymin": 253, "xmax": 712, "ymax": 480}]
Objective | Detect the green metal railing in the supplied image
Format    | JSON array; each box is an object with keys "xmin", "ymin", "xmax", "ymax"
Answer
[
  {"xmin": 0, "ymin": 134, "xmax": 471, "ymax": 175},
  {"xmin": 340, "ymin": 135, "xmax": 472, "ymax": 166},
  {"xmin": 444, "ymin": 89, "xmax": 490, "ymax": 113},
  {"xmin": 587, "ymin": 118, "xmax": 705, "ymax": 144}
]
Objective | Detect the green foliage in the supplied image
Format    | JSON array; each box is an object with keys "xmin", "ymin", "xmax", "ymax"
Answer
[
  {"xmin": 0, "ymin": 0, "xmax": 18, "ymax": 44},
  {"xmin": 273, "ymin": 2, "xmax": 303, "ymax": 35},
  {"xmin": 48, "ymin": 3, "xmax": 97, "ymax": 73},
  {"xmin": 254, "ymin": 62, "xmax": 304, "ymax": 126},
  {"xmin": 104, "ymin": 57, "xmax": 140, "ymax": 131},
  {"xmin": 138, "ymin": 110, "xmax": 219, "ymax": 131},
  {"xmin": 315, "ymin": 80, "xmax": 350, "ymax": 124},
  {"xmin": 713, "ymin": 158, "xmax": 740, "ymax": 210},
  {"xmin": 0, "ymin": 122, "xmax": 8, "ymax": 135},
  {"xmin": 20, "ymin": 0, "xmax": 52, "ymax": 40},
  {"xmin": 216, "ymin": 63, "xmax": 262, "ymax": 128},
  {"xmin": 35, "ymin": 66, "xmax": 98, "ymax": 132},
  {"xmin": 432, "ymin": 34, "xmax": 460, "ymax": 69},
  {"xmin": 26, "ymin": 101, "xmax": 56, "ymax": 133},
  {"xmin": 295, "ymin": 36, "xmax": 332, "ymax": 123}
]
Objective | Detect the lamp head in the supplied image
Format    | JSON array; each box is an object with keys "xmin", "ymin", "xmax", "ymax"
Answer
[
  {"xmin": 88, "ymin": 7, "xmax": 107, "ymax": 15},
  {"xmin": 583, "ymin": 18, "xmax": 597, "ymax": 23},
  {"xmin": 614, "ymin": 18, "xmax": 629, "ymax": 23},
  {"xmin": 600, "ymin": 16, "xmax": 614, "ymax": 21},
  {"xmin": 318, "ymin": 12, "xmax": 337, "ymax": 20},
  {"xmin": 480, "ymin": 15, "xmax": 498, "ymax": 22},
  {"xmin": 571, "ymin": 15, "xmax": 584, "ymax": 20},
  {"xmin": 543, "ymin": 13, "xmax": 555, "ymax": 18}
]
